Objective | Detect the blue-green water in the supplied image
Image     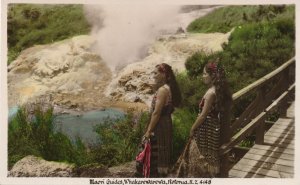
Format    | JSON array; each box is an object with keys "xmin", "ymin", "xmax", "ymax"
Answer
[
  {"xmin": 54, "ymin": 109, "xmax": 124, "ymax": 144},
  {"xmin": 8, "ymin": 106, "xmax": 19, "ymax": 122},
  {"xmin": 8, "ymin": 107, "xmax": 124, "ymax": 144}
]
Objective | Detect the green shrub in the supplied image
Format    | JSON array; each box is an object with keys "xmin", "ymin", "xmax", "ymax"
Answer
[
  {"xmin": 90, "ymin": 110, "xmax": 149, "ymax": 167},
  {"xmin": 8, "ymin": 103, "xmax": 89, "ymax": 169},
  {"xmin": 172, "ymin": 108, "xmax": 197, "ymax": 163},
  {"xmin": 89, "ymin": 107, "xmax": 199, "ymax": 166},
  {"xmin": 184, "ymin": 16, "xmax": 295, "ymax": 109},
  {"xmin": 182, "ymin": 5, "xmax": 294, "ymax": 149},
  {"xmin": 187, "ymin": 5, "xmax": 293, "ymax": 33},
  {"xmin": 179, "ymin": 52, "xmax": 225, "ymax": 109},
  {"xmin": 7, "ymin": 4, "xmax": 91, "ymax": 64}
]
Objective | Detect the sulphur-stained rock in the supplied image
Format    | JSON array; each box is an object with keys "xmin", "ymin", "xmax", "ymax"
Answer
[
  {"xmin": 8, "ymin": 35, "xmax": 112, "ymax": 110},
  {"xmin": 105, "ymin": 30, "xmax": 232, "ymax": 106},
  {"xmin": 8, "ymin": 155, "xmax": 75, "ymax": 177}
]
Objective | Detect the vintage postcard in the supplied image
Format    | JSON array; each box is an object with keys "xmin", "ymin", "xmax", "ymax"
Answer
[{"xmin": 0, "ymin": 0, "xmax": 298, "ymax": 184}]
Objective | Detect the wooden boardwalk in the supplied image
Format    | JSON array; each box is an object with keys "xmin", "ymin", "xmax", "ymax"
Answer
[{"xmin": 229, "ymin": 102, "xmax": 295, "ymax": 178}]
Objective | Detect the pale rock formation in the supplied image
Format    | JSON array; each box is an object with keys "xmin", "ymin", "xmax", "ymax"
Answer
[{"xmin": 8, "ymin": 155, "xmax": 75, "ymax": 177}]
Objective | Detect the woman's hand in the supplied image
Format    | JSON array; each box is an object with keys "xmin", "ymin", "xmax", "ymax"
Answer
[{"xmin": 144, "ymin": 131, "xmax": 151, "ymax": 140}]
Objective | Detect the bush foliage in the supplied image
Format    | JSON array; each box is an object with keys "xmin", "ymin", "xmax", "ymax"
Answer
[
  {"xmin": 7, "ymin": 4, "xmax": 91, "ymax": 64},
  {"xmin": 187, "ymin": 5, "xmax": 293, "ymax": 33},
  {"xmin": 89, "ymin": 110, "xmax": 149, "ymax": 167},
  {"xmin": 183, "ymin": 6, "xmax": 295, "ymax": 109},
  {"xmin": 8, "ymin": 104, "xmax": 88, "ymax": 169},
  {"xmin": 182, "ymin": 5, "xmax": 295, "ymax": 148},
  {"xmin": 8, "ymin": 105, "xmax": 151, "ymax": 169}
]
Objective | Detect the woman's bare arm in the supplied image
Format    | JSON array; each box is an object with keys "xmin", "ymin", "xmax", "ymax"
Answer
[
  {"xmin": 144, "ymin": 87, "xmax": 168, "ymax": 138},
  {"xmin": 190, "ymin": 91, "xmax": 216, "ymax": 137}
]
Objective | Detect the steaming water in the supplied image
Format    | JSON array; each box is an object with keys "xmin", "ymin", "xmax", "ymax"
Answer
[
  {"xmin": 84, "ymin": 5, "xmax": 219, "ymax": 71},
  {"xmin": 8, "ymin": 107, "xmax": 124, "ymax": 144}
]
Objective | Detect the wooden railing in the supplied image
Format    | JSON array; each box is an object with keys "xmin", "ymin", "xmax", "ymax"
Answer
[{"xmin": 218, "ymin": 57, "xmax": 295, "ymax": 177}]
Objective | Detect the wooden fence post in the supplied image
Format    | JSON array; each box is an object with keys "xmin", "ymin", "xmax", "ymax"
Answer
[
  {"xmin": 279, "ymin": 68, "xmax": 290, "ymax": 117},
  {"xmin": 220, "ymin": 153, "xmax": 229, "ymax": 177},
  {"xmin": 255, "ymin": 119, "xmax": 265, "ymax": 145},
  {"xmin": 220, "ymin": 111, "xmax": 231, "ymax": 177},
  {"xmin": 255, "ymin": 86, "xmax": 266, "ymax": 144}
]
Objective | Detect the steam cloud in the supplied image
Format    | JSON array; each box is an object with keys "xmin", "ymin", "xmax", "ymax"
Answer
[{"xmin": 84, "ymin": 4, "xmax": 183, "ymax": 71}]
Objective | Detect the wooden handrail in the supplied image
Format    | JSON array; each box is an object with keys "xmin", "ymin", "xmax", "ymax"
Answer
[
  {"xmin": 219, "ymin": 57, "xmax": 295, "ymax": 177},
  {"xmin": 220, "ymin": 83, "xmax": 295, "ymax": 155},
  {"xmin": 220, "ymin": 112, "xmax": 267, "ymax": 154},
  {"xmin": 232, "ymin": 57, "xmax": 295, "ymax": 101},
  {"xmin": 230, "ymin": 57, "xmax": 295, "ymax": 132}
]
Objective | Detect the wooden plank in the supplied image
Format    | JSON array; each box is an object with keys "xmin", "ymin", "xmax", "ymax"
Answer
[
  {"xmin": 252, "ymin": 144, "xmax": 294, "ymax": 155},
  {"xmin": 247, "ymin": 148, "xmax": 294, "ymax": 161},
  {"xmin": 265, "ymin": 119, "xmax": 294, "ymax": 135},
  {"xmin": 272, "ymin": 118, "xmax": 294, "ymax": 125},
  {"xmin": 232, "ymin": 164, "xmax": 293, "ymax": 178},
  {"xmin": 234, "ymin": 158, "xmax": 294, "ymax": 173},
  {"xmin": 242, "ymin": 153, "xmax": 294, "ymax": 167},
  {"xmin": 265, "ymin": 129, "xmax": 295, "ymax": 136},
  {"xmin": 265, "ymin": 132, "xmax": 295, "ymax": 139},
  {"xmin": 265, "ymin": 129, "xmax": 294, "ymax": 137},
  {"xmin": 272, "ymin": 117, "xmax": 293, "ymax": 123},
  {"xmin": 264, "ymin": 134, "xmax": 294, "ymax": 142},
  {"xmin": 264, "ymin": 136, "xmax": 294, "ymax": 143},
  {"xmin": 270, "ymin": 124, "xmax": 294, "ymax": 130},
  {"xmin": 262, "ymin": 143, "xmax": 294, "ymax": 150},
  {"xmin": 266, "ymin": 125, "xmax": 294, "ymax": 134},
  {"xmin": 229, "ymin": 169, "xmax": 268, "ymax": 178},
  {"xmin": 268, "ymin": 123, "xmax": 294, "ymax": 129},
  {"xmin": 264, "ymin": 135, "xmax": 295, "ymax": 144},
  {"xmin": 269, "ymin": 120, "xmax": 294, "ymax": 128},
  {"xmin": 286, "ymin": 102, "xmax": 294, "ymax": 118},
  {"xmin": 264, "ymin": 140, "xmax": 295, "ymax": 149}
]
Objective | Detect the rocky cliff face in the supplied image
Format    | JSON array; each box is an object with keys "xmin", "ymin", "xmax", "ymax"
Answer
[{"xmin": 8, "ymin": 155, "xmax": 136, "ymax": 177}]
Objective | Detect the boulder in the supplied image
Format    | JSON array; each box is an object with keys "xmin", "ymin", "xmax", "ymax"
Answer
[
  {"xmin": 108, "ymin": 161, "xmax": 136, "ymax": 177},
  {"xmin": 76, "ymin": 163, "xmax": 110, "ymax": 177},
  {"xmin": 9, "ymin": 155, "xmax": 136, "ymax": 177},
  {"xmin": 8, "ymin": 155, "xmax": 75, "ymax": 177}
]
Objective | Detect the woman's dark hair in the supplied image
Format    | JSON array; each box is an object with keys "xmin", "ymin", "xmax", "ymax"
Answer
[
  {"xmin": 205, "ymin": 60, "xmax": 233, "ymax": 142},
  {"xmin": 156, "ymin": 63, "xmax": 182, "ymax": 107}
]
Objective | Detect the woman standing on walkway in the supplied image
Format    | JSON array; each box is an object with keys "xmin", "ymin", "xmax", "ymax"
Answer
[
  {"xmin": 143, "ymin": 63, "xmax": 181, "ymax": 177},
  {"xmin": 171, "ymin": 60, "xmax": 232, "ymax": 177}
]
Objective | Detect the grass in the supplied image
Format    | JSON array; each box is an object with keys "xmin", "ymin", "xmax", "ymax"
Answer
[
  {"xmin": 7, "ymin": 4, "xmax": 91, "ymax": 64},
  {"xmin": 187, "ymin": 5, "xmax": 294, "ymax": 33}
]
